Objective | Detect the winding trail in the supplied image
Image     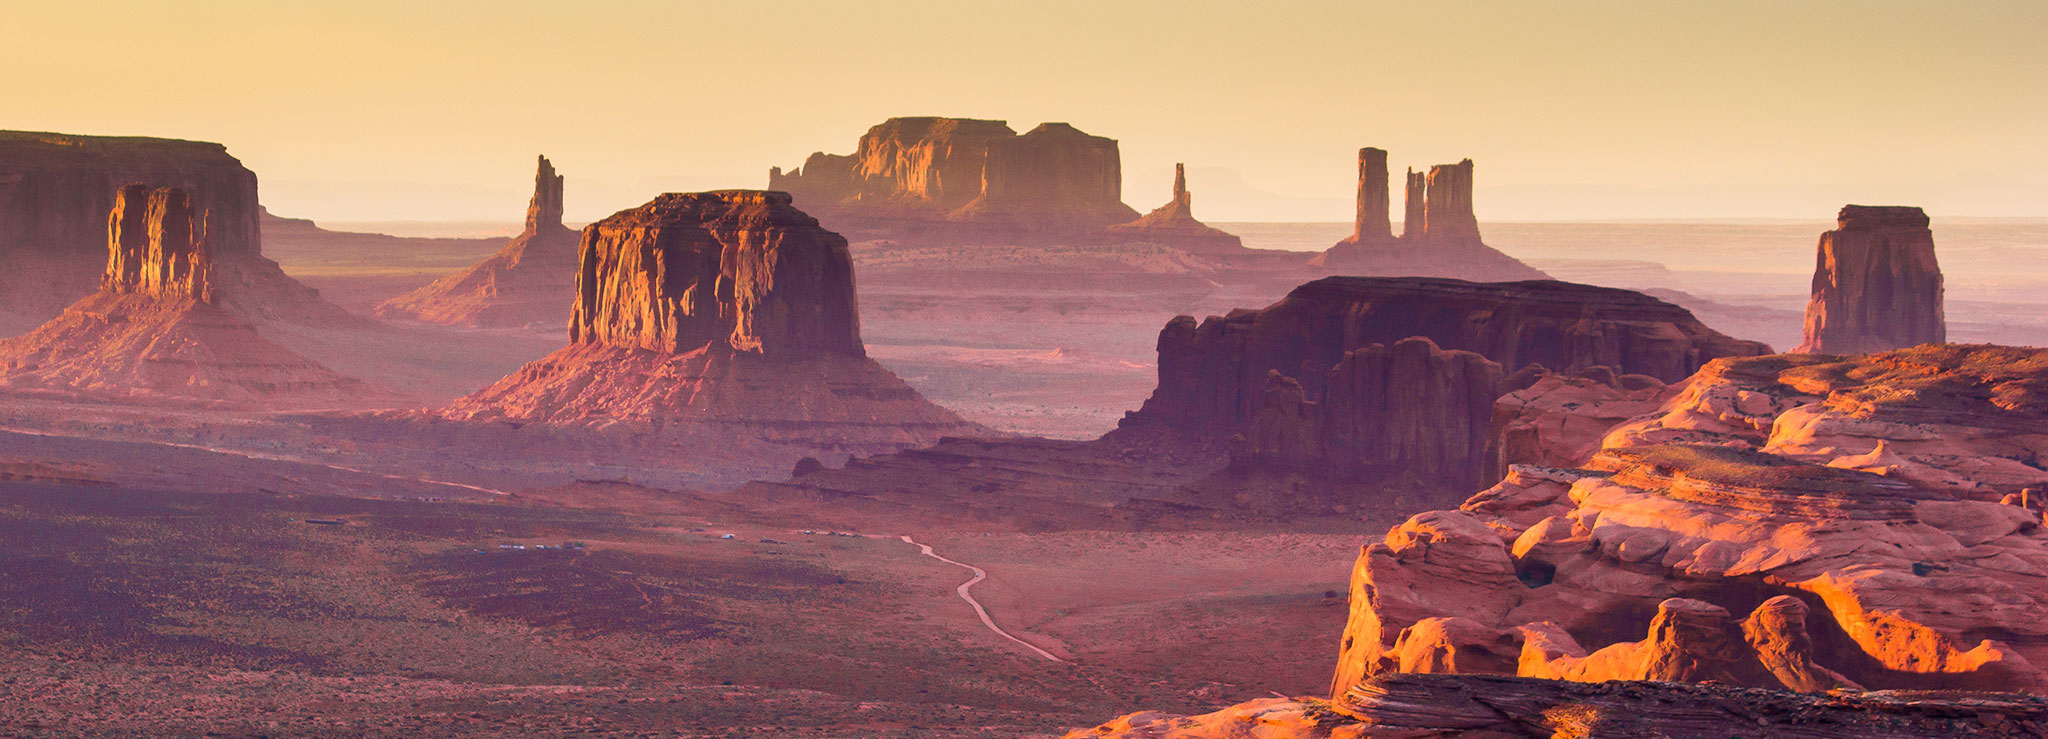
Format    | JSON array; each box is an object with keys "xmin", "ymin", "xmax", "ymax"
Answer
[{"xmin": 899, "ymin": 534, "xmax": 1066, "ymax": 663}]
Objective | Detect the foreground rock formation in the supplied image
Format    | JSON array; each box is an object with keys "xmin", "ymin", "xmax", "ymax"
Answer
[
  {"xmin": 1797, "ymin": 204, "xmax": 1946, "ymax": 354},
  {"xmin": 375, "ymin": 156, "xmax": 581, "ymax": 328},
  {"xmin": 1115, "ymin": 276, "xmax": 1765, "ymax": 506},
  {"xmin": 1068, "ymin": 673, "xmax": 2048, "ymax": 739},
  {"xmin": 0, "ymin": 186, "xmax": 365, "ymax": 406},
  {"xmin": 0, "ymin": 130, "xmax": 351, "ymax": 330},
  {"xmin": 1103, "ymin": 164, "xmax": 1244, "ymax": 252},
  {"xmin": 1333, "ymin": 344, "xmax": 2048, "ymax": 698},
  {"xmin": 768, "ymin": 116, "xmax": 1141, "ymax": 244},
  {"xmin": 1309, "ymin": 151, "xmax": 1547, "ymax": 282},
  {"xmin": 439, "ymin": 190, "xmax": 979, "ymax": 452}
]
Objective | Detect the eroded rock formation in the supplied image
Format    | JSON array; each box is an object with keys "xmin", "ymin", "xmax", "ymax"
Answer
[
  {"xmin": 0, "ymin": 185, "xmax": 365, "ymax": 406},
  {"xmin": 1796, "ymin": 205, "xmax": 1945, "ymax": 354},
  {"xmin": 1485, "ymin": 366, "xmax": 1672, "ymax": 486},
  {"xmin": 375, "ymin": 155, "xmax": 583, "ymax": 327},
  {"xmin": 565, "ymin": 191, "xmax": 862, "ymax": 357},
  {"xmin": 1309, "ymin": 152, "xmax": 1544, "ymax": 280},
  {"xmin": 0, "ymin": 131, "xmax": 259, "ymax": 322},
  {"xmin": 1103, "ymin": 164, "xmax": 1244, "ymax": 252},
  {"xmin": 440, "ymin": 190, "xmax": 980, "ymax": 451},
  {"xmin": 1332, "ymin": 344, "xmax": 2048, "ymax": 698},
  {"xmin": 1121, "ymin": 276, "xmax": 1767, "ymax": 438},
  {"xmin": 767, "ymin": 116, "xmax": 1138, "ymax": 243},
  {"xmin": 1066, "ymin": 673, "xmax": 2048, "ymax": 739}
]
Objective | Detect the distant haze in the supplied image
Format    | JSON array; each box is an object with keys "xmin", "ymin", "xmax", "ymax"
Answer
[{"xmin": 5, "ymin": 1, "xmax": 2043, "ymax": 223}]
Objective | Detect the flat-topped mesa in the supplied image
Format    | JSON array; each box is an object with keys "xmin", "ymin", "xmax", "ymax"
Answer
[
  {"xmin": 374, "ymin": 155, "xmax": 583, "ymax": 328},
  {"xmin": 0, "ymin": 131, "xmax": 261, "ymax": 321},
  {"xmin": 1795, "ymin": 204, "xmax": 1944, "ymax": 354},
  {"xmin": 765, "ymin": 116, "xmax": 1139, "ymax": 242},
  {"xmin": 1120, "ymin": 277, "xmax": 1767, "ymax": 438},
  {"xmin": 1420, "ymin": 159, "xmax": 1479, "ymax": 242},
  {"xmin": 570, "ymin": 190, "xmax": 863, "ymax": 358},
  {"xmin": 524, "ymin": 154, "xmax": 567, "ymax": 234},
  {"xmin": 104, "ymin": 185, "xmax": 212, "ymax": 302},
  {"xmin": 1103, "ymin": 163, "xmax": 1245, "ymax": 251}
]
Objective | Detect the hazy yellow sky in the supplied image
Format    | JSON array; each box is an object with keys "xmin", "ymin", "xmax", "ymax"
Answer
[{"xmin": 5, "ymin": 0, "xmax": 2044, "ymax": 223}]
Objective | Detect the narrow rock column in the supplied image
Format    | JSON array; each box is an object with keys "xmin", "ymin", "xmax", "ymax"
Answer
[
  {"xmin": 1401, "ymin": 169, "xmax": 1426, "ymax": 239},
  {"xmin": 1354, "ymin": 148, "xmax": 1392, "ymax": 242},
  {"xmin": 1421, "ymin": 159, "xmax": 1479, "ymax": 241},
  {"xmin": 525, "ymin": 155, "xmax": 566, "ymax": 234}
]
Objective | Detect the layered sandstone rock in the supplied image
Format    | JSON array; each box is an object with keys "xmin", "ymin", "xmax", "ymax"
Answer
[
  {"xmin": 1121, "ymin": 276, "xmax": 1767, "ymax": 439},
  {"xmin": 1228, "ymin": 337, "xmax": 1501, "ymax": 492},
  {"xmin": 1485, "ymin": 366, "xmax": 1673, "ymax": 486},
  {"xmin": 1796, "ymin": 205, "xmax": 1945, "ymax": 354},
  {"xmin": 440, "ymin": 190, "xmax": 979, "ymax": 452},
  {"xmin": 0, "ymin": 186, "xmax": 365, "ymax": 406},
  {"xmin": 0, "ymin": 131, "xmax": 259, "ymax": 322},
  {"xmin": 1065, "ymin": 673, "xmax": 2048, "ymax": 739},
  {"xmin": 1103, "ymin": 164, "xmax": 1244, "ymax": 252},
  {"xmin": 1309, "ymin": 152, "xmax": 1545, "ymax": 281},
  {"xmin": 0, "ymin": 130, "xmax": 355, "ymax": 330},
  {"xmin": 1333, "ymin": 345, "xmax": 2048, "ymax": 698},
  {"xmin": 375, "ymin": 155, "xmax": 583, "ymax": 328},
  {"xmin": 768, "ymin": 116, "xmax": 1138, "ymax": 243}
]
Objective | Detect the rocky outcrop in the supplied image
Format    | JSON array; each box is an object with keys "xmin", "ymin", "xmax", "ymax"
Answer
[
  {"xmin": 768, "ymin": 116, "xmax": 1138, "ymax": 244},
  {"xmin": 1065, "ymin": 673, "xmax": 2048, "ymax": 739},
  {"xmin": 1333, "ymin": 344, "xmax": 2048, "ymax": 698},
  {"xmin": 439, "ymin": 190, "xmax": 980, "ymax": 452},
  {"xmin": 1485, "ymin": 366, "xmax": 1673, "ymax": 486},
  {"xmin": 0, "ymin": 131, "xmax": 259, "ymax": 323},
  {"xmin": 1102, "ymin": 164, "xmax": 1244, "ymax": 252},
  {"xmin": 1120, "ymin": 276, "xmax": 1768, "ymax": 439},
  {"xmin": 1308, "ymin": 152, "xmax": 1545, "ymax": 281},
  {"xmin": 375, "ymin": 155, "xmax": 583, "ymax": 328},
  {"xmin": 0, "ymin": 186, "xmax": 366, "ymax": 406},
  {"xmin": 1228, "ymin": 337, "xmax": 1501, "ymax": 492},
  {"xmin": 567, "ymin": 191, "xmax": 862, "ymax": 357},
  {"xmin": 1796, "ymin": 205, "xmax": 1945, "ymax": 354}
]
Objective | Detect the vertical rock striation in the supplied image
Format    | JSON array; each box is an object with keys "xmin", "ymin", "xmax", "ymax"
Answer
[
  {"xmin": 568, "ymin": 191, "xmax": 863, "ymax": 358},
  {"xmin": 1795, "ymin": 205, "xmax": 1944, "ymax": 354},
  {"xmin": 104, "ymin": 184, "xmax": 212, "ymax": 301}
]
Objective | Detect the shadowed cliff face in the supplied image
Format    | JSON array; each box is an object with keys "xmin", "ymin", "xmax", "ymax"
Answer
[
  {"xmin": 104, "ymin": 185, "xmax": 211, "ymax": 302},
  {"xmin": 1797, "ymin": 205, "xmax": 1945, "ymax": 354},
  {"xmin": 0, "ymin": 131, "xmax": 261, "ymax": 322},
  {"xmin": 569, "ymin": 191, "xmax": 863, "ymax": 358},
  {"xmin": 1122, "ymin": 276, "xmax": 1769, "ymax": 438}
]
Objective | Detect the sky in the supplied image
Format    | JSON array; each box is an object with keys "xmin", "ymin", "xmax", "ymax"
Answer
[{"xmin": 4, "ymin": 0, "xmax": 2045, "ymax": 224}]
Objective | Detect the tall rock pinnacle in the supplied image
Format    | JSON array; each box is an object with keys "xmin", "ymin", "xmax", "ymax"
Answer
[
  {"xmin": 525, "ymin": 155, "xmax": 566, "ymax": 234},
  {"xmin": 1172, "ymin": 163, "xmax": 1188, "ymax": 206},
  {"xmin": 1795, "ymin": 205, "xmax": 1945, "ymax": 354},
  {"xmin": 1421, "ymin": 159, "xmax": 1479, "ymax": 241},
  {"xmin": 1401, "ymin": 168, "xmax": 1426, "ymax": 239},
  {"xmin": 1353, "ymin": 148, "xmax": 1392, "ymax": 242}
]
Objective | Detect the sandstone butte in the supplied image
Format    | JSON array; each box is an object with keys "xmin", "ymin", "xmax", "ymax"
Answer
[
  {"xmin": 1308, "ymin": 150, "xmax": 1550, "ymax": 282},
  {"xmin": 1102, "ymin": 163, "xmax": 1245, "ymax": 252},
  {"xmin": 375, "ymin": 155, "xmax": 581, "ymax": 328},
  {"xmin": 0, "ymin": 185, "xmax": 365, "ymax": 406},
  {"xmin": 1333, "ymin": 343, "xmax": 2048, "ymax": 700},
  {"xmin": 1112, "ymin": 276, "xmax": 1768, "ymax": 499},
  {"xmin": 437, "ymin": 190, "xmax": 983, "ymax": 450},
  {"xmin": 0, "ymin": 130, "xmax": 355, "ymax": 331},
  {"xmin": 1797, "ymin": 204, "xmax": 1946, "ymax": 354},
  {"xmin": 768, "ymin": 116, "xmax": 1140, "ymax": 244}
]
